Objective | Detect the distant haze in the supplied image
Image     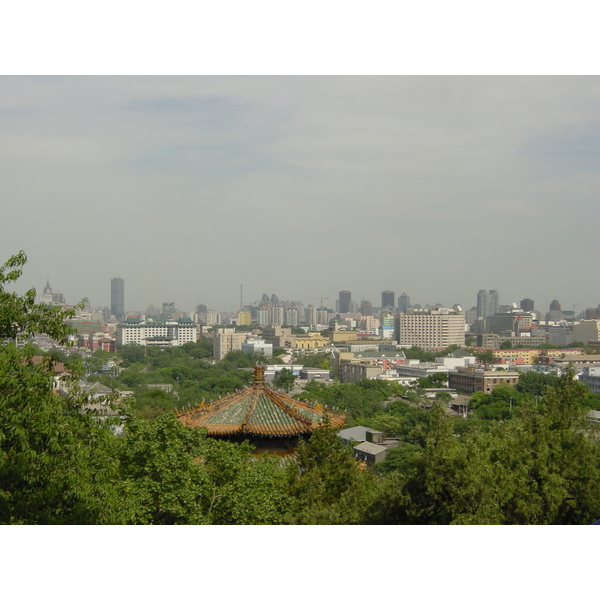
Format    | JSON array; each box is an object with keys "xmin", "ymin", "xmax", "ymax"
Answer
[{"xmin": 1, "ymin": 76, "xmax": 598, "ymax": 313}]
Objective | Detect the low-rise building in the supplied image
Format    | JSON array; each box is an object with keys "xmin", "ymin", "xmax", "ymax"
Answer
[
  {"xmin": 299, "ymin": 367, "xmax": 331, "ymax": 381},
  {"xmin": 241, "ymin": 339, "xmax": 273, "ymax": 358},
  {"xmin": 579, "ymin": 366, "xmax": 600, "ymax": 394},
  {"xmin": 341, "ymin": 361, "xmax": 382, "ymax": 383},
  {"xmin": 117, "ymin": 318, "xmax": 198, "ymax": 348},
  {"xmin": 448, "ymin": 368, "xmax": 519, "ymax": 395}
]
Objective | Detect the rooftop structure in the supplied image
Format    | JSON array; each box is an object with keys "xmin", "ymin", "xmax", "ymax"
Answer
[{"xmin": 176, "ymin": 365, "xmax": 345, "ymax": 453}]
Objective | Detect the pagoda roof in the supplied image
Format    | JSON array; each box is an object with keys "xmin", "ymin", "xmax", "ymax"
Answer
[{"xmin": 176, "ymin": 365, "xmax": 344, "ymax": 437}]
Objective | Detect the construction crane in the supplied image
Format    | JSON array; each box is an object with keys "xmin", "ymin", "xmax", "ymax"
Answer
[{"xmin": 306, "ymin": 296, "xmax": 330, "ymax": 308}]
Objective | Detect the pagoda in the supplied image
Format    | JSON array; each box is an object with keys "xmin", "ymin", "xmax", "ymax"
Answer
[{"xmin": 176, "ymin": 365, "xmax": 345, "ymax": 454}]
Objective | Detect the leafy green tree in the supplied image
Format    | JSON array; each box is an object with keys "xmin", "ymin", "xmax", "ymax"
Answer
[
  {"xmin": 285, "ymin": 420, "xmax": 377, "ymax": 524},
  {"xmin": 272, "ymin": 368, "xmax": 296, "ymax": 392},
  {"xmin": 118, "ymin": 410, "xmax": 290, "ymax": 524},
  {"xmin": 515, "ymin": 371, "xmax": 558, "ymax": 397},
  {"xmin": 473, "ymin": 349, "xmax": 493, "ymax": 364},
  {"xmin": 369, "ymin": 368, "xmax": 600, "ymax": 525},
  {"xmin": 198, "ymin": 439, "xmax": 290, "ymax": 525},
  {"xmin": 117, "ymin": 411, "xmax": 210, "ymax": 524},
  {"xmin": 374, "ymin": 441, "xmax": 422, "ymax": 475},
  {"xmin": 0, "ymin": 252, "xmax": 128, "ymax": 524},
  {"xmin": 468, "ymin": 384, "xmax": 528, "ymax": 420}
]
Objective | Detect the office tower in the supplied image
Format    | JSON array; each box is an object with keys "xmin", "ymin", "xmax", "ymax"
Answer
[
  {"xmin": 196, "ymin": 304, "xmax": 207, "ymax": 315},
  {"xmin": 162, "ymin": 302, "xmax": 175, "ymax": 320},
  {"xmin": 381, "ymin": 290, "xmax": 395, "ymax": 310},
  {"xmin": 520, "ymin": 298, "xmax": 534, "ymax": 312},
  {"xmin": 585, "ymin": 307, "xmax": 600, "ymax": 320},
  {"xmin": 271, "ymin": 294, "xmax": 279, "ymax": 304},
  {"xmin": 398, "ymin": 293, "xmax": 410, "ymax": 313},
  {"xmin": 360, "ymin": 299, "xmax": 373, "ymax": 316},
  {"xmin": 339, "ymin": 291, "xmax": 351, "ymax": 313},
  {"xmin": 477, "ymin": 289, "xmax": 500, "ymax": 319},
  {"xmin": 111, "ymin": 277, "xmax": 124, "ymax": 320},
  {"xmin": 549, "ymin": 299, "xmax": 562, "ymax": 312}
]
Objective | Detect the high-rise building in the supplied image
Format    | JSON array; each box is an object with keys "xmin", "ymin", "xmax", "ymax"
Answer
[
  {"xmin": 585, "ymin": 307, "xmax": 600, "ymax": 320},
  {"xmin": 477, "ymin": 289, "xmax": 499, "ymax": 319},
  {"xmin": 381, "ymin": 290, "xmax": 395, "ymax": 310},
  {"xmin": 237, "ymin": 311, "xmax": 252, "ymax": 326},
  {"xmin": 317, "ymin": 309, "xmax": 329, "ymax": 326},
  {"xmin": 213, "ymin": 328, "xmax": 247, "ymax": 360},
  {"xmin": 162, "ymin": 302, "xmax": 175, "ymax": 320},
  {"xmin": 111, "ymin": 278, "xmax": 124, "ymax": 321},
  {"xmin": 305, "ymin": 305, "xmax": 317, "ymax": 328},
  {"xmin": 394, "ymin": 309, "xmax": 465, "ymax": 349},
  {"xmin": 398, "ymin": 293, "xmax": 410, "ymax": 313},
  {"xmin": 272, "ymin": 306, "xmax": 284, "ymax": 326},
  {"xmin": 549, "ymin": 299, "xmax": 562, "ymax": 312},
  {"xmin": 520, "ymin": 298, "xmax": 534, "ymax": 312},
  {"xmin": 360, "ymin": 300, "xmax": 373, "ymax": 316},
  {"xmin": 286, "ymin": 307, "xmax": 299, "ymax": 327},
  {"xmin": 339, "ymin": 290, "xmax": 351, "ymax": 313}
]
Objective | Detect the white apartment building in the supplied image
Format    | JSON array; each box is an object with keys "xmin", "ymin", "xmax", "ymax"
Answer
[
  {"xmin": 272, "ymin": 306, "xmax": 284, "ymax": 326},
  {"xmin": 205, "ymin": 311, "xmax": 222, "ymax": 326},
  {"xmin": 394, "ymin": 310, "xmax": 465, "ymax": 348},
  {"xmin": 257, "ymin": 309, "xmax": 270, "ymax": 326},
  {"xmin": 213, "ymin": 328, "xmax": 248, "ymax": 360},
  {"xmin": 117, "ymin": 318, "xmax": 198, "ymax": 347},
  {"xmin": 317, "ymin": 309, "xmax": 330, "ymax": 326},
  {"xmin": 305, "ymin": 305, "xmax": 317, "ymax": 328}
]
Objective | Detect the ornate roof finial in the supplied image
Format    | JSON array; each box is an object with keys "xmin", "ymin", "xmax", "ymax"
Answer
[{"xmin": 253, "ymin": 364, "xmax": 265, "ymax": 384}]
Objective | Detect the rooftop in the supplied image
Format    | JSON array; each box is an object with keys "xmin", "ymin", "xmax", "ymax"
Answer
[{"xmin": 177, "ymin": 365, "xmax": 344, "ymax": 437}]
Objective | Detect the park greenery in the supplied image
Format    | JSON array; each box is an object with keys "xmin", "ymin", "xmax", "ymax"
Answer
[{"xmin": 3, "ymin": 251, "xmax": 600, "ymax": 525}]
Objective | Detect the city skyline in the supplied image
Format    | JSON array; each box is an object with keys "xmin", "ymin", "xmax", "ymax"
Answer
[
  {"xmin": 36, "ymin": 276, "xmax": 595, "ymax": 318},
  {"xmin": 2, "ymin": 77, "xmax": 599, "ymax": 311}
]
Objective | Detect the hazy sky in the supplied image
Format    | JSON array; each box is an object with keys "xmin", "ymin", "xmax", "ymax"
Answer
[{"xmin": 1, "ymin": 76, "xmax": 599, "ymax": 313}]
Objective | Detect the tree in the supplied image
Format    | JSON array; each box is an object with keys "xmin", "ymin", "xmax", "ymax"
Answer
[
  {"xmin": 272, "ymin": 368, "xmax": 296, "ymax": 393},
  {"xmin": 285, "ymin": 419, "xmax": 377, "ymax": 524},
  {"xmin": 117, "ymin": 410, "xmax": 210, "ymax": 524},
  {"xmin": 473, "ymin": 349, "xmax": 493, "ymax": 364},
  {"xmin": 0, "ymin": 252, "xmax": 128, "ymax": 524},
  {"xmin": 368, "ymin": 368, "xmax": 600, "ymax": 525}
]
